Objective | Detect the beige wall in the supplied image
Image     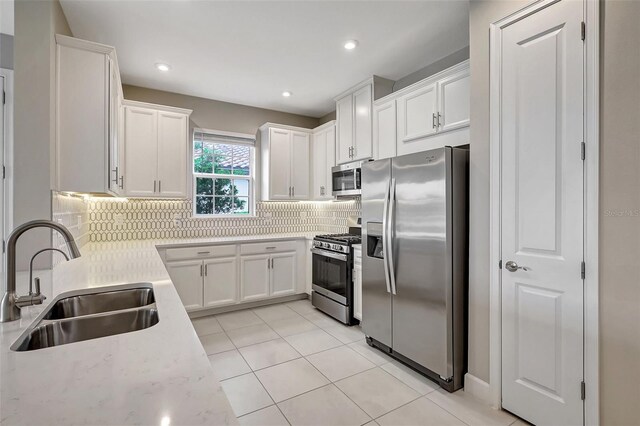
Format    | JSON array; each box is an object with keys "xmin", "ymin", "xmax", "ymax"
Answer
[
  {"xmin": 467, "ymin": 0, "xmax": 530, "ymax": 383},
  {"xmin": 599, "ymin": 1, "xmax": 640, "ymax": 424},
  {"xmin": 14, "ymin": 0, "xmax": 71, "ymax": 270},
  {"xmin": 123, "ymin": 85, "xmax": 319, "ymax": 136}
]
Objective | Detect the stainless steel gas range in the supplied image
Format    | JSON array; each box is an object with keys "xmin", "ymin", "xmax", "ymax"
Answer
[{"xmin": 310, "ymin": 221, "xmax": 361, "ymax": 325}]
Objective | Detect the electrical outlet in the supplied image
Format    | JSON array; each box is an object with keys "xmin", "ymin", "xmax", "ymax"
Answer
[
  {"xmin": 173, "ymin": 214, "xmax": 183, "ymax": 228},
  {"xmin": 263, "ymin": 212, "xmax": 272, "ymax": 218},
  {"xmin": 300, "ymin": 211, "xmax": 307, "ymax": 221},
  {"xmin": 114, "ymin": 213, "xmax": 125, "ymax": 226}
]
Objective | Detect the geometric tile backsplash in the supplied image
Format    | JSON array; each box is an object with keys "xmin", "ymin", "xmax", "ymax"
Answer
[{"xmin": 52, "ymin": 192, "xmax": 361, "ymax": 244}]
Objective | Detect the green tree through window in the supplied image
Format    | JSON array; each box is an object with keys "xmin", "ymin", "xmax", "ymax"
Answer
[{"xmin": 193, "ymin": 138, "xmax": 252, "ymax": 215}]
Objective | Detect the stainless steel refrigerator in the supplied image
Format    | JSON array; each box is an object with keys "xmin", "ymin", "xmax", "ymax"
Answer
[{"xmin": 361, "ymin": 146, "xmax": 468, "ymax": 392}]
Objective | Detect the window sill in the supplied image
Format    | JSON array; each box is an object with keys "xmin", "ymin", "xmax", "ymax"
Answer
[{"xmin": 191, "ymin": 214, "xmax": 258, "ymax": 219}]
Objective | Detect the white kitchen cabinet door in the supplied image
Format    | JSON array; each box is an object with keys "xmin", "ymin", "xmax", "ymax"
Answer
[
  {"xmin": 396, "ymin": 83, "xmax": 438, "ymax": 146},
  {"xmin": 108, "ymin": 59, "xmax": 122, "ymax": 195},
  {"xmin": 270, "ymin": 252, "xmax": 296, "ymax": 297},
  {"xmin": 125, "ymin": 106, "xmax": 158, "ymax": 197},
  {"xmin": 336, "ymin": 95, "xmax": 353, "ymax": 164},
  {"xmin": 290, "ymin": 131, "xmax": 310, "ymax": 200},
  {"xmin": 157, "ymin": 111, "xmax": 188, "ymax": 198},
  {"xmin": 438, "ymin": 69, "xmax": 470, "ymax": 133},
  {"xmin": 373, "ymin": 100, "xmax": 396, "ymax": 160},
  {"xmin": 268, "ymin": 128, "xmax": 292, "ymax": 200},
  {"xmin": 352, "ymin": 84, "xmax": 373, "ymax": 161},
  {"xmin": 203, "ymin": 257, "xmax": 237, "ymax": 308},
  {"xmin": 240, "ymin": 254, "xmax": 271, "ymax": 301},
  {"xmin": 166, "ymin": 260, "xmax": 203, "ymax": 310},
  {"xmin": 312, "ymin": 130, "xmax": 327, "ymax": 200}
]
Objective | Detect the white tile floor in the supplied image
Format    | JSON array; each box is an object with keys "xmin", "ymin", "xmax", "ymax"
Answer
[{"xmin": 192, "ymin": 299, "xmax": 523, "ymax": 426}]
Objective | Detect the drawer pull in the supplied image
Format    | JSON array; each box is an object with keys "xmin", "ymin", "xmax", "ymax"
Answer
[
  {"xmin": 265, "ymin": 246, "xmax": 276, "ymax": 250},
  {"xmin": 197, "ymin": 251, "xmax": 210, "ymax": 255}
]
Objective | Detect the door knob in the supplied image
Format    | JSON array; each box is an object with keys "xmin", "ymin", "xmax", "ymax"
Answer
[{"xmin": 505, "ymin": 261, "xmax": 529, "ymax": 272}]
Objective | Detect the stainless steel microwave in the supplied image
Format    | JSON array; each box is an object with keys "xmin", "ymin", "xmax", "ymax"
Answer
[{"xmin": 332, "ymin": 160, "xmax": 366, "ymax": 198}]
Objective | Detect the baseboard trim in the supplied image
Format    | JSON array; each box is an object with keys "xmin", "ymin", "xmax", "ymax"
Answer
[
  {"xmin": 188, "ymin": 293, "xmax": 308, "ymax": 318},
  {"xmin": 464, "ymin": 373, "xmax": 493, "ymax": 405}
]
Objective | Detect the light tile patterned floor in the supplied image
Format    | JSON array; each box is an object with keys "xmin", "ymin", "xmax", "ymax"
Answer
[{"xmin": 194, "ymin": 299, "xmax": 523, "ymax": 426}]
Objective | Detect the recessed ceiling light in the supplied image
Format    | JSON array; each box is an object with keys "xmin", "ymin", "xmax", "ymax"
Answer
[
  {"xmin": 155, "ymin": 63, "xmax": 171, "ymax": 72},
  {"xmin": 282, "ymin": 91, "xmax": 292, "ymax": 97},
  {"xmin": 344, "ymin": 40, "xmax": 359, "ymax": 50}
]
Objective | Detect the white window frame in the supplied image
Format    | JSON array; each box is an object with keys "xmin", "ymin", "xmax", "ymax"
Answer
[{"xmin": 192, "ymin": 128, "xmax": 256, "ymax": 218}]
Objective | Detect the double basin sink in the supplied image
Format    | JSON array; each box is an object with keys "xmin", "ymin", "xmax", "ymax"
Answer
[{"xmin": 11, "ymin": 283, "xmax": 159, "ymax": 352}]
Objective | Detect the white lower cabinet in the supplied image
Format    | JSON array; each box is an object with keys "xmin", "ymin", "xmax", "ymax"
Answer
[
  {"xmin": 166, "ymin": 260, "xmax": 204, "ymax": 310},
  {"xmin": 163, "ymin": 239, "xmax": 306, "ymax": 312},
  {"xmin": 240, "ymin": 254, "xmax": 271, "ymax": 301},
  {"xmin": 271, "ymin": 252, "xmax": 297, "ymax": 297},
  {"xmin": 203, "ymin": 257, "xmax": 237, "ymax": 308},
  {"xmin": 353, "ymin": 246, "xmax": 362, "ymax": 321}
]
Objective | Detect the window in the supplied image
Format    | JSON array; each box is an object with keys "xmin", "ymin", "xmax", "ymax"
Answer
[{"xmin": 193, "ymin": 129, "xmax": 255, "ymax": 216}]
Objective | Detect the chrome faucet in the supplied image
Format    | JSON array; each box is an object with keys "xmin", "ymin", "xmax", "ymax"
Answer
[{"xmin": 1, "ymin": 220, "xmax": 82, "ymax": 322}]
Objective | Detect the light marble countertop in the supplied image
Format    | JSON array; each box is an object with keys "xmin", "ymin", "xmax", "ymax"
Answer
[{"xmin": 0, "ymin": 232, "xmax": 317, "ymax": 425}]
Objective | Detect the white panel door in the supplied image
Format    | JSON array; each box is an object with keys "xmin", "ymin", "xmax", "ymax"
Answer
[
  {"xmin": 290, "ymin": 131, "xmax": 310, "ymax": 200},
  {"xmin": 500, "ymin": 1, "xmax": 584, "ymax": 425},
  {"xmin": 203, "ymin": 257, "xmax": 237, "ymax": 308},
  {"xmin": 397, "ymin": 83, "xmax": 437, "ymax": 146},
  {"xmin": 157, "ymin": 111, "xmax": 188, "ymax": 198},
  {"xmin": 373, "ymin": 100, "xmax": 396, "ymax": 160},
  {"xmin": 125, "ymin": 106, "xmax": 158, "ymax": 197},
  {"xmin": 240, "ymin": 254, "xmax": 270, "ymax": 301},
  {"xmin": 268, "ymin": 128, "xmax": 291, "ymax": 200},
  {"xmin": 438, "ymin": 68, "xmax": 470, "ymax": 133},
  {"xmin": 166, "ymin": 260, "xmax": 203, "ymax": 310},
  {"xmin": 270, "ymin": 252, "xmax": 296, "ymax": 297},
  {"xmin": 312, "ymin": 130, "xmax": 327, "ymax": 199},
  {"xmin": 336, "ymin": 95, "xmax": 353, "ymax": 164},
  {"xmin": 352, "ymin": 84, "xmax": 372, "ymax": 161}
]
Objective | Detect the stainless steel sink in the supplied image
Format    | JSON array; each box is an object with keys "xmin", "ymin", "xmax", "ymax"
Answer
[
  {"xmin": 11, "ymin": 283, "xmax": 159, "ymax": 352},
  {"xmin": 44, "ymin": 287, "xmax": 155, "ymax": 319}
]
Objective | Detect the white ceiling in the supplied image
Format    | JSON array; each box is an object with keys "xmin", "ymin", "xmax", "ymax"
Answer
[{"xmin": 59, "ymin": 1, "xmax": 469, "ymax": 117}]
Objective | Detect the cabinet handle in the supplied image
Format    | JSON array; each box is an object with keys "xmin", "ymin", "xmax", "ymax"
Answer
[
  {"xmin": 197, "ymin": 251, "xmax": 210, "ymax": 255},
  {"xmin": 153, "ymin": 180, "xmax": 157, "ymax": 193},
  {"xmin": 432, "ymin": 113, "xmax": 437, "ymax": 129},
  {"xmin": 267, "ymin": 258, "xmax": 270, "ymax": 269},
  {"xmin": 119, "ymin": 175, "xmax": 124, "ymax": 189},
  {"xmin": 292, "ymin": 186, "xmax": 295, "ymax": 197},
  {"xmin": 158, "ymin": 180, "xmax": 162, "ymax": 193},
  {"xmin": 200, "ymin": 264, "xmax": 203, "ymax": 277},
  {"xmin": 112, "ymin": 166, "xmax": 119, "ymax": 184},
  {"xmin": 204, "ymin": 264, "xmax": 208, "ymax": 276},
  {"xmin": 271, "ymin": 258, "xmax": 274, "ymax": 269},
  {"xmin": 437, "ymin": 113, "xmax": 442, "ymax": 128},
  {"xmin": 265, "ymin": 246, "xmax": 276, "ymax": 250}
]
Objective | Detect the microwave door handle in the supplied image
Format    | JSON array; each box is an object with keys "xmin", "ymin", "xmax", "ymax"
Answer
[
  {"xmin": 388, "ymin": 179, "xmax": 397, "ymax": 295},
  {"xmin": 382, "ymin": 179, "xmax": 392, "ymax": 294}
]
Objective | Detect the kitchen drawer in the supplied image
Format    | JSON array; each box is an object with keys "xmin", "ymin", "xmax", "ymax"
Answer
[
  {"xmin": 165, "ymin": 244, "xmax": 236, "ymax": 261},
  {"xmin": 240, "ymin": 240, "xmax": 299, "ymax": 255}
]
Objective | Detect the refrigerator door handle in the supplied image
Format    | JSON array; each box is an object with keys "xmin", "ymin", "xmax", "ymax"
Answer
[
  {"xmin": 382, "ymin": 179, "xmax": 392, "ymax": 294},
  {"xmin": 388, "ymin": 179, "xmax": 397, "ymax": 295}
]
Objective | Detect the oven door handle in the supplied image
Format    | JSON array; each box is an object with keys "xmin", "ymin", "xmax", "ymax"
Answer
[{"xmin": 310, "ymin": 248, "xmax": 348, "ymax": 262}]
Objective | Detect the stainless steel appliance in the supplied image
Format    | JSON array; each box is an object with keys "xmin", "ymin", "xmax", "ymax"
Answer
[
  {"xmin": 332, "ymin": 160, "xmax": 365, "ymax": 198},
  {"xmin": 311, "ymin": 219, "xmax": 361, "ymax": 325},
  {"xmin": 361, "ymin": 146, "xmax": 469, "ymax": 392}
]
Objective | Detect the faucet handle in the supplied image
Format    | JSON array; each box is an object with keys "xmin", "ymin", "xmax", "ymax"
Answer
[{"xmin": 34, "ymin": 278, "xmax": 41, "ymax": 296}]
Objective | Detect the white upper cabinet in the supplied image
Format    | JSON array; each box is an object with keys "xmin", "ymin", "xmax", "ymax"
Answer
[
  {"xmin": 123, "ymin": 100, "xmax": 192, "ymax": 198},
  {"xmin": 437, "ymin": 67, "xmax": 470, "ymax": 133},
  {"xmin": 260, "ymin": 124, "xmax": 311, "ymax": 201},
  {"xmin": 373, "ymin": 100, "xmax": 397, "ymax": 160},
  {"xmin": 157, "ymin": 111, "xmax": 189, "ymax": 197},
  {"xmin": 124, "ymin": 106, "xmax": 157, "ymax": 197},
  {"xmin": 397, "ymin": 83, "xmax": 438, "ymax": 143},
  {"xmin": 312, "ymin": 121, "xmax": 336, "ymax": 200},
  {"xmin": 334, "ymin": 76, "xmax": 394, "ymax": 165},
  {"xmin": 374, "ymin": 61, "xmax": 470, "ymax": 158},
  {"xmin": 290, "ymin": 131, "xmax": 311, "ymax": 200},
  {"xmin": 55, "ymin": 35, "xmax": 123, "ymax": 195}
]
